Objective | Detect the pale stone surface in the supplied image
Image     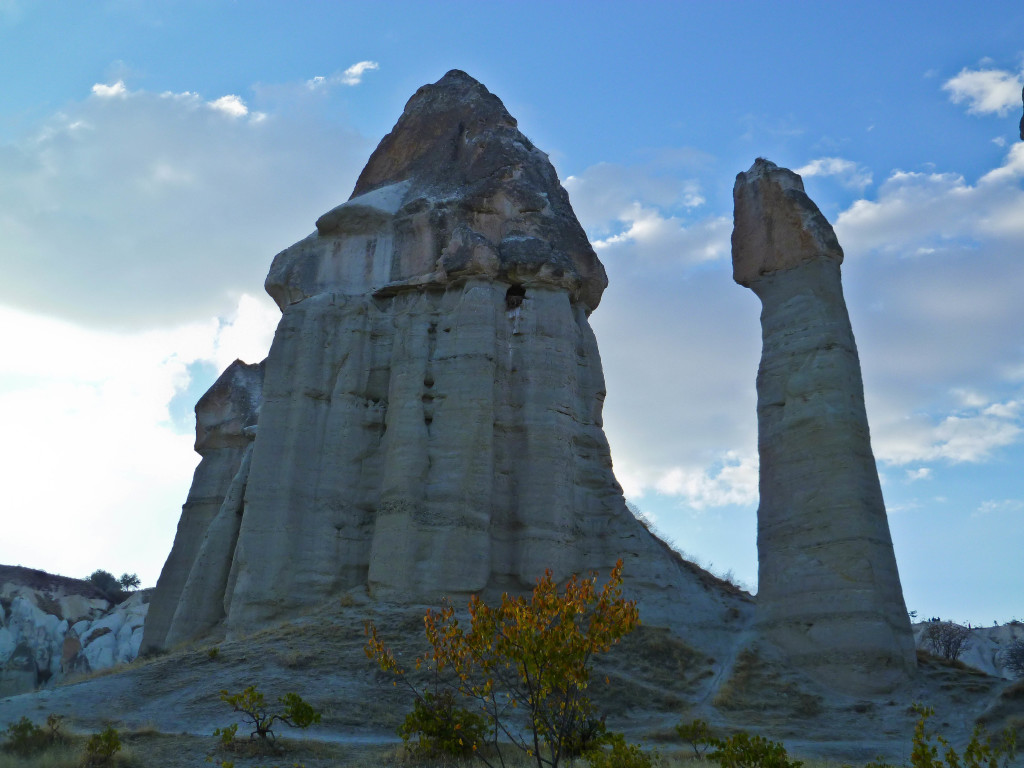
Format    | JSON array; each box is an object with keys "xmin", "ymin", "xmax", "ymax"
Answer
[
  {"xmin": 141, "ymin": 359, "xmax": 263, "ymax": 653},
  {"xmin": 0, "ymin": 569, "xmax": 150, "ymax": 695},
  {"xmin": 733, "ymin": 158, "xmax": 916, "ymax": 693},
  {"xmin": 148, "ymin": 70, "xmax": 750, "ymax": 650},
  {"xmin": 912, "ymin": 621, "xmax": 1024, "ymax": 679}
]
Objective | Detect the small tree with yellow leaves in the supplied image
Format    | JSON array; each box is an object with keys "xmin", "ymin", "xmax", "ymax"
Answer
[{"xmin": 366, "ymin": 560, "xmax": 639, "ymax": 768}]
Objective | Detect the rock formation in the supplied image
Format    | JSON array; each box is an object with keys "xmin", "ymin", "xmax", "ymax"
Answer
[
  {"xmin": 0, "ymin": 566, "xmax": 149, "ymax": 696},
  {"xmin": 732, "ymin": 158, "xmax": 916, "ymax": 692},
  {"xmin": 142, "ymin": 360, "xmax": 263, "ymax": 652},
  {"xmin": 145, "ymin": 70, "xmax": 748, "ymax": 651}
]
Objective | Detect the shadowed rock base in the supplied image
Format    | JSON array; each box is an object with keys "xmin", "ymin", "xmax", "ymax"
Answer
[{"xmin": 733, "ymin": 158, "xmax": 916, "ymax": 693}]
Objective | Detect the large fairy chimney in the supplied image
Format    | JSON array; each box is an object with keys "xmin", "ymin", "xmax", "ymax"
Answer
[
  {"xmin": 143, "ymin": 71, "xmax": 749, "ymax": 652},
  {"xmin": 732, "ymin": 158, "xmax": 916, "ymax": 693}
]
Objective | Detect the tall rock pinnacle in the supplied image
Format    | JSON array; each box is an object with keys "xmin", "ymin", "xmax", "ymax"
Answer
[
  {"xmin": 732, "ymin": 159, "xmax": 916, "ymax": 692},
  {"xmin": 144, "ymin": 71, "xmax": 748, "ymax": 650}
]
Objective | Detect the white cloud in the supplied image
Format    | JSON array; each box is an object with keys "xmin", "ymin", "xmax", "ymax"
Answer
[
  {"xmin": 836, "ymin": 143, "xmax": 1024, "ymax": 254},
  {"xmin": 906, "ymin": 467, "xmax": 932, "ymax": 481},
  {"xmin": 652, "ymin": 452, "xmax": 759, "ymax": 510},
  {"xmin": 306, "ymin": 60, "xmax": 380, "ymax": 90},
  {"xmin": 563, "ymin": 162, "xmax": 725, "ymax": 267},
  {"xmin": 341, "ymin": 61, "xmax": 379, "ymax": 85},
  {"xmin": 91, "ymin": 80, "xmax": 127, "ymax": 98},
  {"xmin": 0, "ymin": 79, "xmax": 373, "ymax": 327},
  {"xmin": 795, "ymin": 156, "xmax": 873, "ymax": 191},
  {"xmin": 592, "ymin": 205, "xmax": 729, "ymax": 265},
  {"xmin": 975, "ymin": 499, "xmax": 1024, "ymax": 516},
  {"xmin": 875, "ymin": 397, "xmax": 1023, "ymax": 466},
  {"xmin": 0, "ymin": 293, "xmax": 278, "ymax": 584},
  {"xmin": 943, "ymin": 66, "xmax": 1024, "ymax": 116},
  {"xmin": 207, "ymin": 94, "xmax": 249, "ymax": 118}
]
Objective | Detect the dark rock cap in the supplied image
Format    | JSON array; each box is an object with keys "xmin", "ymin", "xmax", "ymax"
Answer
[
  {"xmin": 349, "ymin": 70, "xmax": 608, "ymax": 310},
  {"xmin": 731, "ymin": 158, "xmax": 843, "ymax": 286}
]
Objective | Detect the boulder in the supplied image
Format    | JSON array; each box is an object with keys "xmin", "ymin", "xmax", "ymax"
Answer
[{"xmin": 732, "ymin": 158, "xmax": 916, "ymax": 693}]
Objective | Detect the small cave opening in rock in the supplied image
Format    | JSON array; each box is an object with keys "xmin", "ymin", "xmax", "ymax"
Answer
[{"xmin": 505, "ymin": 284, "xmax": 526, "ymax": 311}]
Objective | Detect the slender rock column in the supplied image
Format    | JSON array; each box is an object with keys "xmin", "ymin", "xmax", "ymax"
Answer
[{"xmin": 732, "ymin": 158, "xmax": 916, "ymax": 693}]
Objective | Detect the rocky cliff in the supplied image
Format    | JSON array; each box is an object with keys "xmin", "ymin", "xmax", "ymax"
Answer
[
  {"xmin": 0, "ymin": 566, "xmax": 148, "ymax": 697},
  {"xmin": 145, "ymin": 70, "xmax": 749, "ymax": 651},
  {"xmin": 732, "ymin": 159, "xmax": 916, "ymax": 693},
  {"xmin": 142, "ymin": 360, "xmax": 263, "ymax": 652}
]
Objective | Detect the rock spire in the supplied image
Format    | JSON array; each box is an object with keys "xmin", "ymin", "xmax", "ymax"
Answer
[
  {"xmin": 143, "ymin": 71, "xmax": 747, "ymax": 651},
  {"xmin": 732, "ymin": 158, "xmax": 916, "ymax": 692}
]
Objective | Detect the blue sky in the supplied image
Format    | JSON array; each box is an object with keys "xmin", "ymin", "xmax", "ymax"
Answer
[{"xmin": 0, "ymin": 1, "xmax": 1022, "ymax": 625}]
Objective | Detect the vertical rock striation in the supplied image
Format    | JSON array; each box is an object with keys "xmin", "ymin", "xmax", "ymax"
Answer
[
  {"xmin": 732, "ymin": 158, "xmax": 916, "ymax": 692},
  {"xmin": 147, "ymin": 71, "xmax": 747, "ymax": 649},
  {"xmin": 141, "ymin": 360, "xmax": 263, "ymax": 653}
]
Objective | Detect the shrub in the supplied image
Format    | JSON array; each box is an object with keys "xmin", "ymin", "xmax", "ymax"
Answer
[
  {"xmin": 2, "ymin": 714, "xmax": 66, "ymax": 757},
  {"xmin": 219, "ymin": 685, "xmax": 321, "ymax": 742},
  {"xmin": 676, "ymin": 718, "xmax": 714, "ymax": 759},
  {"xmin": 905, "ymin": 703, "xmax": 1016, "ymax": 768},
  {"xmin": 3, "ymin": 717, "xmax": 48, "ymax": 757},
  {"xmin": 586, "ymin": 733, "xmax": 656, "ymax": 768},
  {"xmin": 366, "ymin": 559, "xmax": 640, "ymax": 768},
  {"xmin": 707, "ymin": 731, "xmax": 802, "ymax": 768},
  {"xmin": 83, "ymin": 726, "xmax": 121, "ymax": 767},
  {"xmin": 398, "ymin": 690, "xmax": 488, "ymax": 759},
  {"xmin": 1002, "ymin": 637, "xmax": 1024, "ymax": 678},
  {"xmin": 117, "ymin": 573, "xmax": 140, "ymax": 592},
  {"xmin": 921, "ymin": 621, "xmax": 972, "ymax": 662},
  {"xmin": 564, "ymin": 716, "xmax": 611, "ymax": 758},
  {"xmin": 87, "ymin": 570, "xmax": 126, "ymax": 603},
  {"xmin": 213, "ymin": 723, "xmax": 238, "ymax": 746}
]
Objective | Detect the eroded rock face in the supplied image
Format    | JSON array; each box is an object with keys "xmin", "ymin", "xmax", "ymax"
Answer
[
  {"xmin": 141, "ymin": 359, "xmax": 263, "ymax": 653},
  {"xmin": 148, "ymin": 70, "xmax": 749, "ymax": 648},
  {"xmin": 0, "ymin": 567, "xmax": 148, "ymax": 695},
  {"xmin": 733, "ymin": 158, "xmax": 916, "ymax": 693}
]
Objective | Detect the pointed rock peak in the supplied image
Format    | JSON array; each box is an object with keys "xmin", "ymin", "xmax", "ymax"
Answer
[
  {"xmin": 350, "ymin": 69, "xmax": 527, "ymax": 199},
  {"xmin": 731, "ymin": 157, "xmax": 843, "ymax": 287}
]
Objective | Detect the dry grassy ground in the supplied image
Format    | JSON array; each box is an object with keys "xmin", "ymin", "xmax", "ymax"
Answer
[{"xmin": 2, "ymin": 596, "xmax": 1022, "ymax": 767}]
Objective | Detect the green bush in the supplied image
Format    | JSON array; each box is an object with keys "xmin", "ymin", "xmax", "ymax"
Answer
[
  {"xmin": 213, "ymin": 723, "xmax": 238, "ymax": 746},
  {"xmin": 708, "ymin": 731, "xmax": 802, "ymax": 768},
  {"xmin": 676, "ymin": 718, "xmax": 714, "ymax": 759},
  {"xmin": 398, "ymin": 690, "xmax": 488, "ymax": 758},
  {"xmin": 219, "ymin": 685, "xmax": 321, "ymax": 742},
  {"xmin": 83, "ymin": 726, "xmax": 121, "ymax": 767},
  {"xmin": 3, "ymin": 717, "xmax": 49, "ymax": 757},
  {"xmin": 586, "ymin": 734, "xmax": 656, "ymax": 768},
  {"xmin": 2, "ymin": 714, "xmax": 66, "ymax": 757},
  {"xmin": 905, "ymin": 704, "xmax": 1016, "ymax": 768},
  {"xmin": 564, "ymin": 716, "xmax": 611, "ymax": 758},
  {"xmin": 87, "ymin": 570, "xmax": 126, "ymax": 603}
]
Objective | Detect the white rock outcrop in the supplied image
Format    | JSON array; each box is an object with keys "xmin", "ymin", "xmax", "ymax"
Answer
[
  {"xmin": 732, "ymin": 158, "xmax": 916, "ymax": 693},
  {"xmin": 145, "ymin": 70, "xmax": 751, "ymax": 651},
  {"xmin": 0, "ymin": 567, "xmax": 148, "ymax": 697}
]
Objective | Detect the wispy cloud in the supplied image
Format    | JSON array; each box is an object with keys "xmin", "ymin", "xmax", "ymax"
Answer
[
  {"xmin": 0, "ymin": 79, "xmax": 372, "ymax": 326},
  {"xmin": 943, "ymin": 66, "xmax": 1024, "ymax": 116},
  {"xmin": 876, "ymin": 397, "xmax": 1023, "ymax": 466},
  {"xmin": 651, "ymin": 452, "xmax": 759, "ymax": 509},
  {"xmin": 563, "ymin": 161, "xmax": 726, "ymax": 267},
  {"xmin": 796, "ymin": 156, "xmax": 873, "ymax": 191},
  {"xmin": 306, "ymin": 60, "xmax": 380, "ymax": 90},
  {"xmin": 975, "ymin": 498, "xmax": 1024, "ymax": 516}
]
